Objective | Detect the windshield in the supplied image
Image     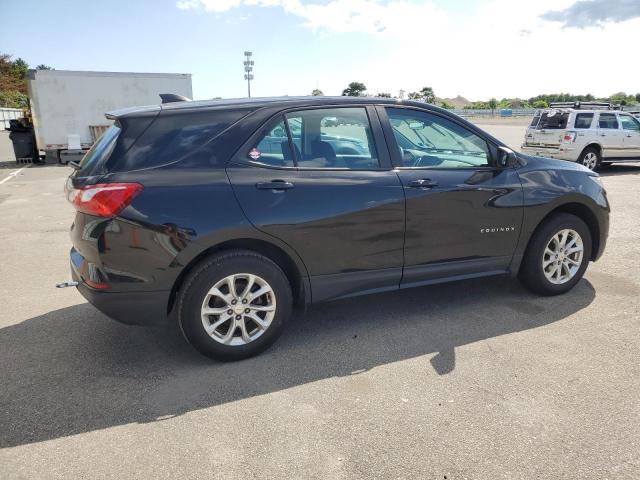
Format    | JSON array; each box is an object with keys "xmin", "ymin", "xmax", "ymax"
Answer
[{"xmin": 76, "ymin": 125, "xmax": 120, "ymax": 175}]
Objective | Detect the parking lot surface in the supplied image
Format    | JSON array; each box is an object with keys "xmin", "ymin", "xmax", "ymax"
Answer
[{"xmin": 1, "ymin": 124, "xmax": 639, "ymax": 479}]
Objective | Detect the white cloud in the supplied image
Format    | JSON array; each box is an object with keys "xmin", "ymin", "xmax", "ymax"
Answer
[
  {"xmin": 179, "ymin": 0, "xmax": 640, "ymax": 99},
  {"xmin": 178, "ymin": 0, "xmax": 449, "ymax": 34}
]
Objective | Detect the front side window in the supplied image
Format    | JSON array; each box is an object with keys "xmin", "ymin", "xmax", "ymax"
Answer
[
  {"xmin": 598, "ymin": 113, "xmax": 619, "ymax": 129},
  {"xmin": 574, "ymin": 113, "xmax": 594, "ymax": 129},
  {"xmin": 619, "ymin": 114, "xmax": 640, "ymax": 132},
  {"xmin": 386, "ymin": 108, "xmax": 490, "ymax": 168},
  {"xmin": 284, "ymin": 108, "xmax": 379, "ymax": 169}
]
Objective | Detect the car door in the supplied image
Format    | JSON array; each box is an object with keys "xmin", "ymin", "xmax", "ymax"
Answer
[
  {"xmin": 618, "ymin": 114, "xmax": 640, "ymax": 157},
  {"xmin": 226, "ymin": 106, "xmax": 406, "ymax": 302},
  {"xmin": 597, "ymin": 112, "xmax": 624, "ymax": 158},
  {"xmin": 377, "ymin": 106, "xmax": 523, "ymax": 287}
]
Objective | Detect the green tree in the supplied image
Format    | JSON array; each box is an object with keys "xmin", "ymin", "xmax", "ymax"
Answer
[
  {"xmin": 36, "ymin": 64, "xmax": 53, "ymax": 70},
  {"xmin": 533, "ymin": 100, "xmax": 548, "ymax": 109},
  {"xmin": 311, "ymin": 88, "xmax": 323, "ymax": 96},
  {"xmin": 341, "ymin": 82, "xmax": 367, "ymax": 97},
  {"xmin": 439, "ymin": 100, "xmax": 454, "ymax": 109},
  {"xmin": 488, "ymin": 98, "xmax": 497, "ymax": 115},
  {"xmin": 375, "ymin": 92, "xmax": 391, "ymax": 98},
  {"xmin": 420, "ymin": 86, "xmax": 435, "ymax": 104},
  {"xmin": 407, "ymin": 92, "xmax": 422, "ymax": 100},
  {"xmin": 635, "ymin": 93, "xmax": 640, "ymax": 103}
]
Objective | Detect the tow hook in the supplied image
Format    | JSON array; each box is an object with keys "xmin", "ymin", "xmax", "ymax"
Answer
[{"xmin": 56, "ymin": 281, "xmax": 79, "ymax": 288}]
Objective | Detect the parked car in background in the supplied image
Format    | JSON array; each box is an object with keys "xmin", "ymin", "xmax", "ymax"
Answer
[
  {"xmin": 523, "ymin": 102, "xmax": 640, "ymax": 170},
  {"xmin": 64, "ymin": 96, "xmax": 609, "ymax": 361}
]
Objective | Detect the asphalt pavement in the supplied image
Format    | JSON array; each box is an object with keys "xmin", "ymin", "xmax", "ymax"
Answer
[{"xmin": 1, "ymin": 124, "xmax": 638, "ymax": 479}]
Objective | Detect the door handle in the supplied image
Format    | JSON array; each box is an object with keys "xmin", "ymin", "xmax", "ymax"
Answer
[
  {"xmin": 408, "ymin": 178, "xmax": 438, "ymax": 188},
  {"xmin": 600, "ymin": 134, "xmax": 607, "ymax": 137},
  {"xmin": 256, "ymin": 180, "xmax": 294, "ymax": 191}
]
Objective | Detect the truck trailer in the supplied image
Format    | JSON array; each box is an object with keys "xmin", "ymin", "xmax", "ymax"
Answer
[{"xmin": 27, "ymin": 69, "xmax": 192, "ymax": 162}]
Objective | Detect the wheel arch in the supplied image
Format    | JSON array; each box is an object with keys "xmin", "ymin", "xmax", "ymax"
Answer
[
  {"xmin": 580, "ymin": 143, "xmax": 602, "ymax": 158},
  {"xmin": 526, "ymin": 202, "xmax": 601, "ymax": 262},
  {"xmin": 167, "ymin": 238, "xmax": 310, "ymax": 315}
]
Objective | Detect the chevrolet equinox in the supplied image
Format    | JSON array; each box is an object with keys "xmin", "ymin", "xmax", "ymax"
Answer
[{"xmin": 65, "ymin": 96, "xmax": 609, "ymax": 360}]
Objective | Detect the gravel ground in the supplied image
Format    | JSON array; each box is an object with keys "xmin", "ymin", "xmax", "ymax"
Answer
[{"xmin": 0, "ymin": 123, "xmax": 638, "ymax": 480}]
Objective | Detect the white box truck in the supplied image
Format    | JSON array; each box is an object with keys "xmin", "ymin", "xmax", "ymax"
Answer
[{"xmin": 27, "ymin": 69, "xmax": 192, "ymax": 161}]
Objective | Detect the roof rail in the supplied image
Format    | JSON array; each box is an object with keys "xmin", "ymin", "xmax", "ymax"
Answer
[
  {"xmin": 548, "ymin": 101, "xmax": 619, "ymax": 110},
  {"xmin": 159, "ymin": 93, "xmax": 191, "ymax": 104}
]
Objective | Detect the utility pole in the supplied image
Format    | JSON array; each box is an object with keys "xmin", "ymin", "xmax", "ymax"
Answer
[{"xmin": 243, "ymin": 51, "xmax": 254, "ymax": 98}]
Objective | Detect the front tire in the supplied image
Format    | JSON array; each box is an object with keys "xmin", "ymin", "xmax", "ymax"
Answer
[
  {"xmin": 519, "ymin": 213, "xmax": 592, "ymax": 296},
  {"xmin": 178, "ymin": 250, "xmax": 292, "ymax": 361},
  {"xmin": 579, "ymin": 147, "xmax": 601, "ymax": 171}
]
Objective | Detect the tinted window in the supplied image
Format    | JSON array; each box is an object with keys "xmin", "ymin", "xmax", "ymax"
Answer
[
  {"xmin": 574, "ymin": 113, "xmax": 594, "ymax": 129},
  {"xmin": 537, "ymin": 111, "xmax": 569, "ymax": 129},
  {"xmin": 284, "ymin": 108, "xmax": 379, "ymax": 169},
  {"xmin": 619, "ymin": 115, "xmax": 640, "ymax": 132},
  {"xmin": 75, "ymin": 125, "xmax": 120, "ymax": 176},
  {"xmin": 598, "ymin": 113, "xmax": 619, "ymax": 129},
  {"xmin": 116, "ymin": 109, "xmax": 248, "ymax": 171},
  {"xmin": 530, "ymin": 115, "xmax": 540, "ymax": 127},
  {"xmin": 249, "ymin": 118, "xmax": 294, "ymax": 167},
  {"xmin": 386, "ymin": 108, "xmax": 490, "ymax": 168}
]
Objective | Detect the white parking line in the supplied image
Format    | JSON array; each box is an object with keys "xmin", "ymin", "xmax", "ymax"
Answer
[{"xmin": 0, "ymin": 166, "xmax": 29, "ymax": 185}]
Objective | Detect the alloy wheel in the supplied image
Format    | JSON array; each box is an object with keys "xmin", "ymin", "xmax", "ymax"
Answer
[
  {"xmin": 582, "ymin": 152, "xmax": 598, "ymax": 170},
  {"xmin": 200, "ymin": 273, "xmax": 276, "ymax": 346},
  {"xmin": 542, "ymin": 229, "xmax": 584, "ymax": 285}
]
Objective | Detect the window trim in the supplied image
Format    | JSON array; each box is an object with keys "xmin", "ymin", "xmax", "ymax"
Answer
[
  {"xmin": 376, "ymin": 105, "xmax": 502, "ymax": 171},
  {"xmin": 235, "ymin": 105, "xmax": 393, "ymax": 171}
]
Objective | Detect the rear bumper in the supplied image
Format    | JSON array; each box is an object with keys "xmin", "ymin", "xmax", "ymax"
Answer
[
  {"xmin": 521, "ymin": 144, "xmax": 579, "ymax": 162},
  {"xmin": 71, "ymin": 258, "xmax": 169, "ymax": 326}
]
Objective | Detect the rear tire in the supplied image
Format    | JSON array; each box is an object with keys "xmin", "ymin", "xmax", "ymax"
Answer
[
  {"xmin": 178, "ymin": 250, "xmax": 292, "ymax": 361},
  {"xmin": 579, "ymin": 147, "xmax": 601, "ymax": 171},
  {"xmin": 519, "ymin": 213, "xmax": 592, "ymax": 296}
]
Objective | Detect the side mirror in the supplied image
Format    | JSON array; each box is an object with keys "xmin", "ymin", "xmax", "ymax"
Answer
[{"xmin": 497, "ymin": 146, "xmax": 517, "ymax": 168}]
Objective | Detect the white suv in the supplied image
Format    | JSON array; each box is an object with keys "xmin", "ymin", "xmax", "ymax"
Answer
[{"xmin": 522, "ymin": 102, "xmax": 640, "ymax": 171}]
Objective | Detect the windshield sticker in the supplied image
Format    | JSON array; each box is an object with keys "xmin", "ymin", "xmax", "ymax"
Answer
[{"xmin": 248, "ymin": 148, "xmax": 261, "ymax": 160}]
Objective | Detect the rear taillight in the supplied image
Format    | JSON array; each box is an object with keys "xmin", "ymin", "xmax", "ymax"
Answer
[{"xmin": 66, "ymin": 183, "xmax": 143, "ymax": 217}]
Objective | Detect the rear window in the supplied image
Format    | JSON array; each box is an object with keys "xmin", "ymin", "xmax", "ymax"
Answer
[
  {"xmin": 574, "ymin": 113, "xmax": 594, "ymax": 129},
  {"xmin": 537, "ymin": 111, "xmax": 569, "ymax": 129},
  {"xmin": 113, "ymin": 109, "xmax": 250, "ymax": 171},
  {"xmin": 529, "ymin": 114, "xmax": 541, "ymax": 127},
  {"xmin": 75, "ymin": 125, "xmax": 120, "ymax": 176}
]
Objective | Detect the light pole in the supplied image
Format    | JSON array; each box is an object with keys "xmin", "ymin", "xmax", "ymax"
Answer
[{"xmin": 243, "ymin": 51, "xmax": 254, "ymax": 98}]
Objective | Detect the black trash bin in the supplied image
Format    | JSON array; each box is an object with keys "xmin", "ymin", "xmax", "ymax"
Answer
[{"xmin": 6, "ymin": 119, "xmax": 38, "ymax": 163}]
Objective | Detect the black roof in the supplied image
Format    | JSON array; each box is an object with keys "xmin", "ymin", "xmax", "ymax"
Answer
[{"xmin": 108, "ymin": 95, "xmax": 439, "ymax": 119}]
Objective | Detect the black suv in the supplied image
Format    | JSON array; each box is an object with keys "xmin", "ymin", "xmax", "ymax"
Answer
[{"xmin": 66, "ymin": 96, "xmax": 609, "ymax": 360}]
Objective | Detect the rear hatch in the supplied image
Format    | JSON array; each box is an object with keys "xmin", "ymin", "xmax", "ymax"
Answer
[{"xmin": 525, "ymin": 109, "xmax": 570, "ymax": 147}]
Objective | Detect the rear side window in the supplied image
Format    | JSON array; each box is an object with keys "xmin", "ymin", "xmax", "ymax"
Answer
[
  {"xmin": 250, "ymin": 118, "xmax": 294, "ymax": 167},
  {"xmin": 285, "ymin": 108, "xmax": 379, "ymax": 169},
  {"xmin": 75, "ymin": 125, "xmax": 120, "ymax": 176},
  {"xmin": 574, "ymin": 113, "xmax": 594, "ymax": 129},
  {"xmin": 115, "ymin": 109, "xmax": 248, "ymax": 171},
  {"xmin": 537, "ymin": 111, "xmax": 569, "ymax": 129},
  {"xmin": 598, "ymin": 113, "xmax": 619, "ymax": 129},
  {"xmin": 529, "ymin": 114, "xmax": 540, "ymax": 127}
]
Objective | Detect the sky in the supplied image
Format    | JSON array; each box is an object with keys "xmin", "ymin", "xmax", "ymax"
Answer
[{"xmin": 1, "ymin": 0, "xmax": 639, "ymax": 101}]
